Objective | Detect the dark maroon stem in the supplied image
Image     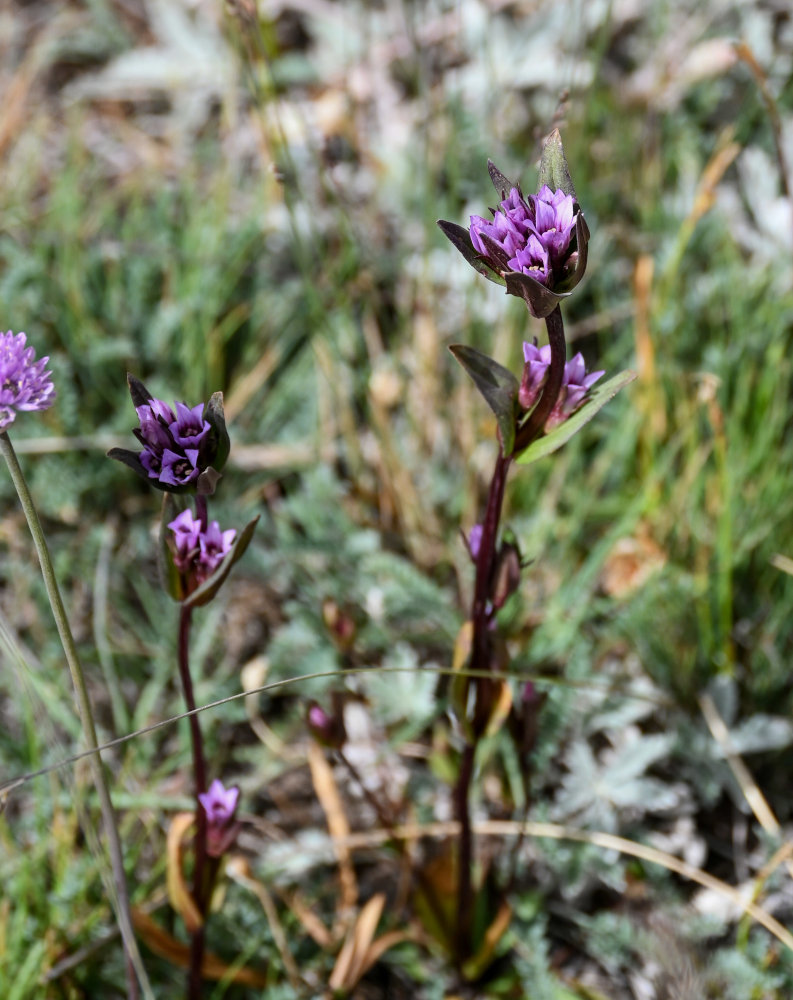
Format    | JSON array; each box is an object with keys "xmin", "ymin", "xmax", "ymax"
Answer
[
  {"xmin": 512, "ymin": 305, "xmax": 567, "ymax": 455},
  {"xmin": 177, "ymin": 604, "xmax": 208, "ymax": 1000},
  {"xmin": 454, "ymin": 447, "xmax": 511, "ymax": 968}
]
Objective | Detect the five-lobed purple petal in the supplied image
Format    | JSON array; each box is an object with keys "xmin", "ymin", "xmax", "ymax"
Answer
[
  {"xmin": 0, "ymin": 331, "xmax": 56, "ymax": 432},
  {"xmin": 198, "ymin": 778, "xmax": 240, "ymax": 827}
]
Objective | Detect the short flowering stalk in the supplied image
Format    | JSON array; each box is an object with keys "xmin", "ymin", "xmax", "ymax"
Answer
[{"xmin": 0, "ymin": 334, "xmax": 149, "ymax": 999}]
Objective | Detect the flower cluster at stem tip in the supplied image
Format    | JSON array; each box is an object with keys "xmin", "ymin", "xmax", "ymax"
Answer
[
  {"xmin": 0, "ymin": 331, "xmax": 56, "ymax": 432},
  {"xmin": 470, "ymin": 185, "xmax": 577, "ymax": 288},
  {"xmin": 168, "ymin": 508, "xmax": 236, "ymax": 592},
  {"xmin": 136, "ymin": 397, "xmax": 211, "ymax": 488}
]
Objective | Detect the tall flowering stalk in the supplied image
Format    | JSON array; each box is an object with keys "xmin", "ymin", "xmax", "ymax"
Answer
[
  {"xmin": 438, "ymin": 132, "xmax": 634, "ymax": 972},
  {"xmin": 0, "ymin": 332, "xmax": 151, "ymax": 999},
  {"xmin": 110, "ymin": 374, "xmax": 257, "ymax": 999}
]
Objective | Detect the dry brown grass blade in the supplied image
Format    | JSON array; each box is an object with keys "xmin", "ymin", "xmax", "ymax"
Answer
[
  {"xmin": 328, "ymin": 893, "xmax": 389, "ymax": 992},
  {"xmin": 165, "ymin": 812, "xmax": 203, "ymax": 934},
  {"xmin": 131, "ymin": 909, "xmax": 268, "ymax": 987},
  {"xmin": 225, "ymin": 856, "xmax": 301, "ymax": 990},
  {"xmin": 276, "ymin": 887, "xmax": 333, "ymax": 948},
  {"xmin": 307, "ymin": 741, "xmax": 358, "ymax": 915}
]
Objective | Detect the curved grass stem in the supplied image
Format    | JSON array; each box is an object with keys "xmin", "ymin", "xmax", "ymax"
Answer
[{"xmin": 0, "ymin": 430, "xmax": 150, "ymax": 1000}]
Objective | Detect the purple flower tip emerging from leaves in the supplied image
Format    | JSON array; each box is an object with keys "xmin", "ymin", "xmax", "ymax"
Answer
[
  {"xmin": 470, "ymin": 185, "xmax": 577, "ymax": 287},
  {"xmin": 0, "ymin": 331, "xmax": 56, "ymax": 432},
  {"xmin": 520, "ymin": 342, "xmax": 604, "ymax": 431},
  {"xmin": 167, "ymin": 507, "xmax": 236, "ymax": 592},
  {"xmin": 199, "ymin": 779, "xmax": 240, "ymax": 826}
]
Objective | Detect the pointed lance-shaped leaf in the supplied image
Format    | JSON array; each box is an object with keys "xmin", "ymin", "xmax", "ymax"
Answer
[
  {"xmin": 554, "ymin": 212, "xmax": 590, "ymax": 294},
  {"xmin": 487, "ymin": 160, "xmax": 517, "ymax": 200},
  {"xmin": 126, "ymin": 373, "xmax": 153, "ymax": 409},
  {"xmin": 449, "ymin": 344, "xmax": 519, "ymax": 455},
  {"xmin": 504, "ymin": 270, "xmax": 568, "ymax": 320},
  {"xmin": 204, "ymin": 392, "xmax": 230, "ymax": 472},
  {"xmin": 436, "ymin": 220, "xmax": 506, "ymax": 286},
  {"xmin": 183, "ymin": 514, "xmax": 260, "ymax": 609},
  {"xmin": 158, "ymin": 493, "xmax": 189, "ymax": 602},
  {"xmin": 537, "ymin": 128, "xmax": 576, "ymax": 199},
  {"xmin": 515, "ymin": 370, "xmax": 637, "ymax": 466}
]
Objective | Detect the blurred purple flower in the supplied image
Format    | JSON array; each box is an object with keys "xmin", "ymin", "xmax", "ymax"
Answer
[
  {"xmin": 198, "ymin": 779, "xmax": 240, "ymax": 858},
  {"xmin": 167, "ymin": 508, "xmax": 236, "ymax": 591},
  {"xmin": 0, "ymin": 331, "xmax": 56, "ymax": 432}
]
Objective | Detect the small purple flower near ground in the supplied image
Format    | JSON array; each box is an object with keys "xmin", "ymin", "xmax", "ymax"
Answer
[
  {"xmin": 198, "ymin": 779, "xmax": 241, "ymax": 858},
  {"xmin": 520, "ymin": 341, "xmax": 604, "ymax": 431},
  {"xmin": 167, "ymin": 508, "xmax": 236, "ymax": 591},
  {"xmin": 0, "ymin": 331, "xmax": 56, "ymax": 432}
]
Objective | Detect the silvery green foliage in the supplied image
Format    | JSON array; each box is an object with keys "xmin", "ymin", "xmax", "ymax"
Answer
[{"xmin": 551, "ymin": 730, "xmax": 680, "ymax": 832}]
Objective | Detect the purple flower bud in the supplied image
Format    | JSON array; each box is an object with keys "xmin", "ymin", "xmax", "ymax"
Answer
[
  {"xmin": 468, "ymin": 523, "xmax": 484, "ymax": 561},
  {"xmin": 198, "ymin": 779, "xmax": 241, "ymax": 858},
  {"xmin": 544, "ymin": 352, "xmax": 605, "ymax": 430},
  {"xmin": 167, "ymin": 508, "xmax": 202, "ymax": 572},
  {"xmin": 519, "ymin": 341, "xmax": 552, "ymax": 411},
  {"xmin": 306, "ymin": 699, "xmax": 346, "ymax": 749},
  {"xmin": 0, "ymin": 331, "xmax": 56, "ymax": 432}
]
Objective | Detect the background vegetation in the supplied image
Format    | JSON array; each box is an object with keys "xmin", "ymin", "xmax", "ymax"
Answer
[{"xmin": 2, "ymin": 0, "xmax": 793, "ymax": 996}]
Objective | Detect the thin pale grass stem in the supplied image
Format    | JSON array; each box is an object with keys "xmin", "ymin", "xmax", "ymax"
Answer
[
  {"xmin": 0, "ymin": 430, "xmax": 151, "ymax": 1000},
  {"xmin": 0, "ymin": 663, "xmax": 671, "ymax": 802}
]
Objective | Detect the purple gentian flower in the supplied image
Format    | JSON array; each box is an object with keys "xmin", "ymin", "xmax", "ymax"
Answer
[
  {"xmin": 167, "ymin": 507, "xmax": 236, "ymax": 592},
  {"xmin": 544, "ymin": 352, "xmax": 605, "ymax": 430},
  {"xmin": 170, "ymin": 402, "xmax": 210, "ymax": 449},
  {"xmin": 470, "ymin": 185, "xmax": 578, "ymax": 287},
  {"xmin": 0, "ymin": 331, "xmax": 56, "ymax": 432},
  {"xmin": 109, "ymin": 375, "xmax": 230, "ymax": 495},
  {"xmin": 168, "ymin": 508, "xmax": 202, "ymax": 572},
  {"xmin": 198, "ymin": 779, "xmax": 241, "ymax": 858},
  {"xmin": 198, "ymin": 520, "xmax": 237, "ymax": 578}
]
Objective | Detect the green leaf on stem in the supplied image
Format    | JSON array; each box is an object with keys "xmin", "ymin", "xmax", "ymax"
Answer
[
  {"xmin": 449, "ymin": 345, "xmax": 519, "ymax": 455},
  {"xmin": 183, "ymin": 514, "xmax": 260, "ymax": 609},
  {"xmin": 159, "ymin": 493, "xmax": 187, "ymax": 601},
  {"xmin": 436, "ymin": 220, "xmax": 507, "ymax": 286},
  {"xmin": 537, "ymin": 128, "xmax": 576, "ymax": 199},
  {"xmin": 514, "ymin": 370, "xmax": 637, "ymax": 466}
]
